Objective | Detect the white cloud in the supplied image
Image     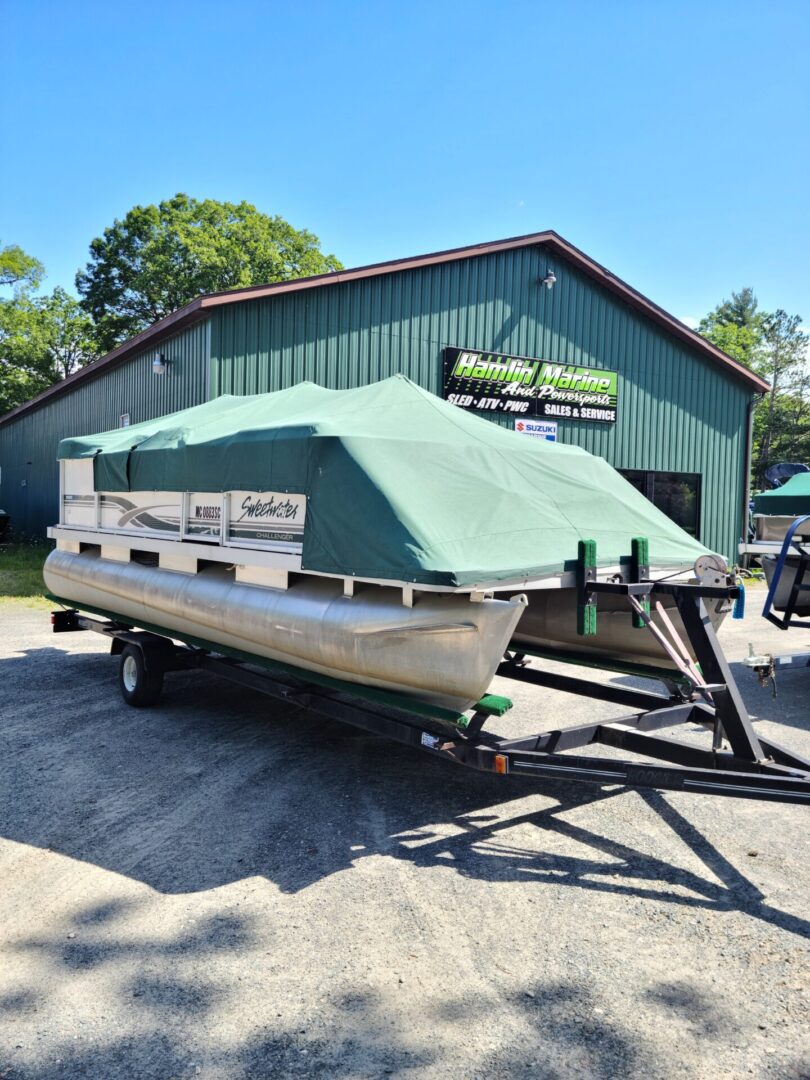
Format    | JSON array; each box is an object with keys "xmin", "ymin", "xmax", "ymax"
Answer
[{"xmin": 680, "ymin": 315, "xmax": 700, "ymax": 330}]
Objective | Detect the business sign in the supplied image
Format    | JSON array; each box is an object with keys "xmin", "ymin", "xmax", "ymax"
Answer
[
  {"xmin": 443, "ymin": 347, "xmax": 618, "ymax": 424},
  {"xmin": 514, "ymin": 418, "xmax": 558, "ymax": 441}
]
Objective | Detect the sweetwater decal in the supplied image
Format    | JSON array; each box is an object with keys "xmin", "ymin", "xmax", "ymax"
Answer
[
  {"xmin": 228, "ymin": 491, "xmax": 306, "ymax": 548},
  {"xmin": 443, "ymin": 347, "xmax": 618, "ymax": 424},
  {"xmin": 514, "ymin": 418, "xmax": 558, "ymax": 441},
  {"xmin": 83, "ymin": 488, "xmax": 306, "ymax": 554}
]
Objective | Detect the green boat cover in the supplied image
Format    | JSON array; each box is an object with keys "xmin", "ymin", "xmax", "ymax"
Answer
[
  {"xmin": 58, "ymin": 375, "xmax": 713, "ymax": 587},
  {"xmin": 752, "ymin": 473, "xmax": 810, "ymax": 516}
]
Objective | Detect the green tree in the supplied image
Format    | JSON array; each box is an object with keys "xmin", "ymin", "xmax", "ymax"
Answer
[
  {"xmin": 698, "ymin": 287, "xmax": 763, "ymax": 369},
  {"xmin": 0, "ymin": 243, "xmax": 45, "ymax": 292},
  {"xmin": 76, "ymin": 194, "xmax": 343, "ymax": 351},
  {"xmin": 0, "ymin": 286, "xmax": 98, "ymax": 415},
  {"xmin": 698, "ymin": 290, "xmax": 809, "ymax": 485},
  {"xmin": 0, "ymin": 295, "xmax": 53, "ymax": 413},
  {"xmin": 752, "ymin": 387, "xmax": 810, "ymax": 477},
  {"xmin": 711, "ymin": 286, "xmax": 760, "ymax": 330},
  {"xmin": 36, "ymin": 287, "xmax": 97, "ymax": 379},
  {"xmin": 753, "ymin": 310, "xmax": 808, "ymax": 484}
]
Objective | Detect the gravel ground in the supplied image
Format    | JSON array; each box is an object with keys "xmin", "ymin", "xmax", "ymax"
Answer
[{"xmin": 1, "ymin": 596, "xmax": 809, "ymax": 1079}]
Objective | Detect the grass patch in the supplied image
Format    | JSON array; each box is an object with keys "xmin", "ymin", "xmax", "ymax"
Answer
[{"xmin": 0, "ymin": 542, "xmax": 53, "ymax": 605}]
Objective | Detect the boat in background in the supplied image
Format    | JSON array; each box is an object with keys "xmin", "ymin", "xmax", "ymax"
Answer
[{"xmin": 740, "ymin": 468, "xmax": 810, "ymax": 561}]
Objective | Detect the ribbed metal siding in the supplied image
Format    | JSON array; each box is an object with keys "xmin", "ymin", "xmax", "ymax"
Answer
[
  {"xmin": 0, "ymin": 320, "xmax": 210, "ymax": 537},
  {"xmin": 210, "ymin": 248, "xmax": 753, "ymax": 561}
]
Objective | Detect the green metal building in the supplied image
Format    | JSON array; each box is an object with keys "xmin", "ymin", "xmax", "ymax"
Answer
[{"xmin": 0, "ymin": 231, "xmax": 768, "ymax": 561}]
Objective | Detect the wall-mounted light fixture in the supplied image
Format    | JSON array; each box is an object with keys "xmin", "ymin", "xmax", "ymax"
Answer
[
  {"xmin": 152, "ymin": 353, "xmax": 168, "ymax": 375},
  {"xmin": 540, "ymin": 269, "xmax": 557, "ymax": 290}
]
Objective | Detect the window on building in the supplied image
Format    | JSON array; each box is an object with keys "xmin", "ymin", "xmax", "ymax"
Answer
[
  {"xmin": 618, "ymin": 469, "xmax": 701, "ymax": 538},
  {"xmin": 119, "ymin": 413, "xmax": 130, "ymax": 428}
]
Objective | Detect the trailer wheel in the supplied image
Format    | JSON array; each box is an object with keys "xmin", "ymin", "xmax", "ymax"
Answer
[{"xmin": 118, "ymin": 644, "xmax": 164, "ymax": 707}]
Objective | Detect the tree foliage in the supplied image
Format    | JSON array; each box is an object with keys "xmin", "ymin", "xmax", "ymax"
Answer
[
  {"xmin": 0, "ymin": 286, "xmax": 97, "ymax": 414},
  {"xmin": 698, "ymin": 289, "xmax": 809, "ymax": 486},
  {"xmin": 698, "ymin": 287, "xmax": 763, "ymax": 369},
  {"xmin": 754, "ymin": 309, "xmax": 809, "ymax": 484},
  {"xmin": 0, "ymin": 243, "xmax": 45, "ymax": 292},
  {"xmin": 0, "ymin": 198, "xmax": 342, "ymax": 416},
  {"xmin": 76, "ymin": 194, "xmax": 343, "ymax": 351}
]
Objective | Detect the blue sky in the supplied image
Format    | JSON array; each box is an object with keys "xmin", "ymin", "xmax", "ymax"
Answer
[{"xmin": 2, "ymin": 0, "xmax": 808, "ymax": 327}]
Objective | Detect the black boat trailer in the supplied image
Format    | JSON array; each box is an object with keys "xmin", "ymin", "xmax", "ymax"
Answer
[{"xmin": 50, "ymin": 577, "xmax": 810, "ymax": 807}]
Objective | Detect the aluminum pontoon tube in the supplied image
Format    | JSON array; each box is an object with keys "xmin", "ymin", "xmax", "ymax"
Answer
[
  {"xmin": 44, "ymin": 549, "xmax": 527, "ymax": 712},
  {"xmin": 509, "ymin": 587, "xmax": 729, "ymax": 671},
  {"xmin": 755, "ymin": 516, "xmax": 810, "ymax": 543}
]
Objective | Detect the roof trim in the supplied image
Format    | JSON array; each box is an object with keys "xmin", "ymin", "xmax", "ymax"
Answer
[
  {"xmin": 538, "ymin": 233, "xmax": 770, "ymax": 393},
  {"xmin": 0, "ymin": 229, "xmax": 769, "ymax": 426}
]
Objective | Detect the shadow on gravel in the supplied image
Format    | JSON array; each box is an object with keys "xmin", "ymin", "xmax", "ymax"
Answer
[
  {"xmin": 2, "ymin": 649, "xmax": 808, "ymax": 943},
  {"xmin": 1, "ymin": 937, "xmax": 698, "ymax": 1080},
  {"xmin": 643, "ymin": 979, "xmax": 731, "ymax": 1037},
  {"xmin": 4, "ymin": 906, "xmax": 662, "ymax": 1080},
  {"xmin": 511, "ymin": 981, "xmax": 644, "ymax": 1078},
  {"xmin": 8, "ymin": 904, "xmax": 254, "ymax": 978},
  {"xmin": 5, "ymin": 894, "xmax": 800, "ymax": 1080},
  {"xmin": 0, "ymin": 1003, "xmax": 652, "ymax": 1080}
]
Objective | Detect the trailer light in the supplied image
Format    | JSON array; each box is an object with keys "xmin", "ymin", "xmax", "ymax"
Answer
[{"xmin": 494, "ymin": 754, "xmax": 508, "ymax": 775}]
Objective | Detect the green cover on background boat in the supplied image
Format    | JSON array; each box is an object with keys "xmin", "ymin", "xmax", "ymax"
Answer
[
  {"xmin": 752, "ymin": 473, "xmax": 810, "ymax": 516},
  {"xmin": 58, "ymin": 375, "xmax": 713, "ymax": 586}
]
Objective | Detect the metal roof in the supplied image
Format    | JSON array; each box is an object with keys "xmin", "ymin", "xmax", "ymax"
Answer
[{"xmin": 0, "ymin": 229, "xmax": 770, "ymax": 427}]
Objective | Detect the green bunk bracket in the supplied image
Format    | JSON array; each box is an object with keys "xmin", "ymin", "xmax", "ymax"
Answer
[
  {"xmin": 577, "ymin": 538, "xmax": 598, "ymax": 636},
  {"xmin": 472, "ymin": 693, "xmax": 513, "ymax": 718},
  {"xmin": 454, "ymin": 693, "xmax": 513, "ymax": 734},
  {"xmin": 631, "ymin": 536, "xmax": 650, "ymax": 629}
]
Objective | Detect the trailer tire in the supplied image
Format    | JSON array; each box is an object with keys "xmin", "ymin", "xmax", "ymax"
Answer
[{"xmin": 118, "ymin": 644, "xmax": 164, "ymax": 707}]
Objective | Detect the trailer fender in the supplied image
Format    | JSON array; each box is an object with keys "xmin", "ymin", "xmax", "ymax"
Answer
[{"xmin": 109, "ymin": 632, "xmax": 176, "ymax": 673}]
